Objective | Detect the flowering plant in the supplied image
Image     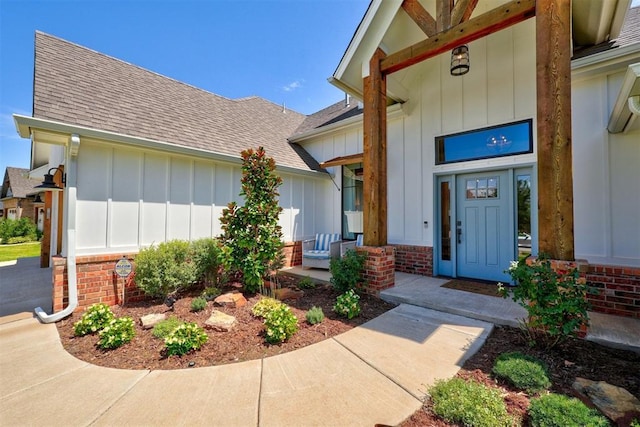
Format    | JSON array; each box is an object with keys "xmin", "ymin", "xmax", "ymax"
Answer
[
  {"xmin": 165, "ymin": 322, "xmax": 208, "ymax": 356},
  {"xmin": 73, "ymin": 303, "xmax": 115, "ymax": 336},
  {"xmin": 499, "ymin": 254, "xmax": 591, "ymax": 348},
  {"xmin": 98, "ymin": 317, "xmax": 135, "ymax": 349},
  {"xmin": 333, "ymin": 289, "xmax": 361, "ymax": 319},
  {"xmin": 264, "ymin": 304, "xmax": 298, "ymax": 344}
]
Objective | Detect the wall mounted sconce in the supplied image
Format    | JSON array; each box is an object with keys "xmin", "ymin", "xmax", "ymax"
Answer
[
  {"xmin": 34, "ymin": 167, "xmax": 66, "ymax": 192},
  {"xmin": 33, "ymin": 193, "xmax": 44, "ymax": 204},
  {"xmin": 450, "ymin": 45, "xmax": 470, "ymax": 76}
]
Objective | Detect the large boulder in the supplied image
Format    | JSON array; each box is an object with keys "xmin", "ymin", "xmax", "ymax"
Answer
[
  {"xmin": 573, "ymin": 377, "xmax": 640, "ymax": 426},
  {"xmin": 214, "ymin": 292, "xmax": 247, "ymax": 308},
  {"xmin": 204, "ymin": 310, "xmax": 237, "ymax": 332}
]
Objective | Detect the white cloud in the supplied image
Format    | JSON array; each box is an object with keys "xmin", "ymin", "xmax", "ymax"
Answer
[{"xmin": 282, "ymin": 79, "xmax": 304, "ymax": 92}]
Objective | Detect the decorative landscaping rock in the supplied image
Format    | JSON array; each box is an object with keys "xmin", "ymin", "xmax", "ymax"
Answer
[
  {"xmin": 204, "ymin": 310, "xmax": 237, "ymax": 332},
  {"xmin": 140, "ymin": 313, "xmax": 166, "ymax": 329},
  {"xmin": 214, "ymin": 292, "xmax": 247, "ymax": 308},
  {"xmin": 572, "ymin": 377, "xmax": 640, "ymax": 425},
  {"xmin": 274, "ymin": 287, "xmax": 304, "ymax": 301}
]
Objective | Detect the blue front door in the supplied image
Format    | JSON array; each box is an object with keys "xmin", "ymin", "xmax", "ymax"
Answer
[{"xmin": 456, "ymin": 171, "xmax": 513, "ymax": 283}]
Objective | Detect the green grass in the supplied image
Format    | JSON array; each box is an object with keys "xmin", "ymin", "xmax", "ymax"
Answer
[{"xmin": 0, "ymin": 242, "xmax": 41, "ymax": 262}]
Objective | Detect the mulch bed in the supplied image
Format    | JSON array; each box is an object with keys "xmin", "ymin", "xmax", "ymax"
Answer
[
  {"xmin": 440, "ymin": 278, "xmax": 503, "ymax": 298},
  {"xmin": 56, "ymin": 275, "xmax": 396, "ymax": 370},
  {"xmin": 400, "ymin": 325, "xmax": 640, "ymax": 426}
]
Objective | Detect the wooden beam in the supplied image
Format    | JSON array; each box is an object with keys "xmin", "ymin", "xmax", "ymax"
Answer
[
  {"xmin": 363, "ymin": 48, "xmax": 387, "ymax": 246},
  {"xmin": 451, "ymin": 0, "xmax": 479, "ymax": 26},
  {"xmin": 536, "ymin": 0, "xmax": 574, "ymax": 260},
  {"xmin": 381, "ymin": 0, "xmax": 535, "ymax": 75},
  {"xmin": 320, "ymin": 153, "xmax": 364, "ymax": 168},
  {"xmin": 401, "ymin": 0, "xmax": 437, "ymax": 37},
  {"xmin": 437, "ymin": 0, "xmax": 453, "ymax": 31}
]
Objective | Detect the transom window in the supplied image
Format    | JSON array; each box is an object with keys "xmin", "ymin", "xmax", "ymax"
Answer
[{"xmin": 435, "ymin": 119, "xmax": 533, "ymax": 164}]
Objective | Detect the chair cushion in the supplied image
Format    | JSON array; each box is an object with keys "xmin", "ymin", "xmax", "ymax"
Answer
[
  {"xmin": 303, "ymin": 250, "xmax": 331, "ymax": 259},
  {"xmin": 356, "ymin": 234, "xmax": 364, "ymax": 246},
  {"xmin": 314, "ymin": 233, "xmax": 340, "ymax": 251}
]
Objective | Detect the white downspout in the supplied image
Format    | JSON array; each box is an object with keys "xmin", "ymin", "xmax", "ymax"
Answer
[{"xmin": 36, "ymin": 134, "xmax": 80, "ymax": 323}]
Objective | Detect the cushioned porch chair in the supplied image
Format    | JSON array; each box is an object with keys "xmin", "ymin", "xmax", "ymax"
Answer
[
  {"xmin": 302, "ymin": 233, "xmax": 342, "ymax": 269},
  {"xmin": 340, "ymin": 234, "xmax": 364, "ymax": 257}
]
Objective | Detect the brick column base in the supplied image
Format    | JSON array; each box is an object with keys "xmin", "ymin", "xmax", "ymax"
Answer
[
  {"xmin": 357, "ymin": 246, "xmax": 396, "ymax": 296},
  {"xmin": 282, "ymin": 241, "xmax": 302, "ymax": 267}
]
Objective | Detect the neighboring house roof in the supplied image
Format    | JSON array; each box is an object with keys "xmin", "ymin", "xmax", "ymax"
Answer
[
  {"xmin": 573, "ymin": 6, "xmax": 640, "ymax": 60},
  {"xmin": 291, "ymin": 98, "xmax": 363, "ymax": 138},
  {"xmin": 1, "ymin": 167, "xmax": 41, "ymax": 199},
  {"xmin": 33, "ymin": 32, "xmax": 315, "ymax": 171}
]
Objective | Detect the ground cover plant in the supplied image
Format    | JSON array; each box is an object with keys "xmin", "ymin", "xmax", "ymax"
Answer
[
  {"xmin": 333, "ymin": 289, "xmax": 361, "ymax": 319},
  {"xmin": 263, "ymin": 303, "xmax": 298, "ymax": 344},
  {"xmin": 73, "ymin": 303, "xmax": 115, "ymax": 336},
  {"xmin": 492, "ymin": 351, "xmax": 551, "ymax": 394},
  {"xmin": 305, "ymin": 306, "xmax": 324, "ymax": 324},
  {"xmin": 164, "ymin": 322, "xmax": 208, "ymax": 356},
  {"xmin": 528, "ymin": 393, "xmax": 609, "ymax": 427},
  {"xmin": 98, "ymin": 317, "xmax": 135, "ymax": 349}
]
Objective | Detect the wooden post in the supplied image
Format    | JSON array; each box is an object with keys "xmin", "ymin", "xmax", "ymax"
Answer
[
  {"xmin": 536, "ymin": 0, "xmax": 574, "ymax": 260},
  {"xmin": 363, "ymin": 48, "xmax": 387, "ymax": 246}
]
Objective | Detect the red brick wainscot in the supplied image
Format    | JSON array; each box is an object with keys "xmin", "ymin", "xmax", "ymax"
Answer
[
  {"xmin": 52, "ymin": 253, "xmax": 145, "ymax": 313},
  {"xmin": 526, "ymin": 257, "xmax": 640, "ymax": 319},
  {"xmin": 586, "ymin": 264, "xmax": 639, "ymax": 318},
  {"xmin": 393, "ymin": 244, "xmax": 433, "ymax": 276},
  {"xmin": 357, "ymin": 245, "xmax": 396, "ymax": 296}
]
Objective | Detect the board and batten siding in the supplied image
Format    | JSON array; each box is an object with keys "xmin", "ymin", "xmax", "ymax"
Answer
[
  {"xmin": 572, "ymin": 70, "xmax": 640, "ymax": 267},
  {"xmin": 74, "ymin": 142, "xmax": 329, "ymax": 255},
  {"xmin": 302, "ymin": 19, "xmax": 537, "ymax": 247}
]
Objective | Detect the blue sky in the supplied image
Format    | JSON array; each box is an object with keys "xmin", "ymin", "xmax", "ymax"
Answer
[{"xmin": 0, "ymin": 0, "xmax": 369, "ymax": 175}]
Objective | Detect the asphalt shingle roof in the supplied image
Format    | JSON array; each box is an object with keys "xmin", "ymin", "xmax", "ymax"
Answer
[
  {"xmin": 291, "ymin": 98, "xmax": 363, "ymax": 139},
  {"xmin": 33, "ymin": 32, "xmax": 314, "ymax": 171},
  {"xmin": 1, "ymin": 167, "xmax": 41, "ymax": 199}
]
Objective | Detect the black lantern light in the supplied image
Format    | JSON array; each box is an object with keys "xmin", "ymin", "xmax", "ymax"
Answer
[
  {"xmin": 450, "ymin": 45, "xmax": 470, "ymax": 76},
  {"xmin": 34, "ymin": 167, "xmax": 66, "ymax": 192}
]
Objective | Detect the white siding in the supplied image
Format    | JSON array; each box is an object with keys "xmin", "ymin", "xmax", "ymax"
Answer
[
  {"xmin": 572, "ymin": 71, "xmax": 640, "ymax": 266},
  {"xmin": 74, "ymin": 142, "xmax": 328, "ymax": 255}
]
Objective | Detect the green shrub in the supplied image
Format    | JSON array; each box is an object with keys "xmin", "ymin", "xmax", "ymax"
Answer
[
  {"xmin": 134, "ymin": 240, "xmax": 197, "ymax": 298},
  {"xmin": 98, "ymin": 317, "xmax": 135, "ymax": 349},
  {"xmin": 264, "ymin": 304, "xmax": 298, "ymax": 344},
  {"xmin": 333, "ymin": 289, "xmax": 361, "ymax": 319},
  {"xmin": 190, "ymin": 238, "xmax": 229, "ymax": 287},
  {"xmin": 500, "ymin": 254, "xmax": 591, "ymax": 348},
  {"xmin": 165, "ymin": 322, "xmax": 208, "ymax": 356},
  {"xmin": 0, "ymin": 218, "xmax": 38, "ymax": 244},
  {"xmin": 630, "ymin": 419, "xmax": 640, "ymax": 427},
  {"xmin": 330, "ymin": 249, "xmax": 366, "ymax": 293},
  {"xmin": 492, "ymin": 352, "xmax": 551, "ymax": 394},
  {"xmin": 251, "ymin": 297, "xmax": 284, "ymax": 318},
  {"xmin": 220, "ymin": 147, "xmax": 285, "ymax": 293},
  {"xmin": 529, "ymin": 393, "xmax": 609, "ymax": 427},
  {"xmin": 7, "ymin": 236, "xmax": 36, "ymax": 244},
  {"xmin": 297, "ymin": 276, "xmax": 316, "ymax": 289},
  {"xmin": 152, "ymin": 316, "xmax": 184, "ymax": 339},
  {"xmin": 201, "ymin": 286, "xmax": 222, "ymax": 301},
  {"xmin": 190, "ymin": 296, "xmax": 207, "ymax": 312},
  {"xmin": 306, "ymin": 306, "xmax": 324, "ymax": 324},
  {"xmin": 73, "ymin": 303, "xmax": 115, "ymax": 336},
  {"xmin": 429, "ymin": 377, "xmax": 514, "ymax": 427}
]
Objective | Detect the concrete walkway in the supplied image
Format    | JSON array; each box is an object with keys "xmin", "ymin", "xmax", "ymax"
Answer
[
  {"xmin": 0, "ymin": 257, "xmax": 51, "ymax": 318},
  {"xmin": 2, "ymin": 261, "xmax": 638, "ymax": 426},
  {"xmin": 0, "ymin": 306, "xmax": 492, "ymax": 426}
]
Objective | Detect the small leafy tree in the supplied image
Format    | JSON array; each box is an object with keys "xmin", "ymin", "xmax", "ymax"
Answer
[
  {"xmin": 220, "ymin": 147, "xmax": 284, "ymax": 293},
  {"xmin": 499, "ymin": 254, "xmax": 591, "ymax": 349}
]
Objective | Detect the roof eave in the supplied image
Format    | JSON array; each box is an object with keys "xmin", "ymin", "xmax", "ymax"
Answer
[{"xmin": 13, "ymin": 115, "xmax": 328, "ymax": 179}]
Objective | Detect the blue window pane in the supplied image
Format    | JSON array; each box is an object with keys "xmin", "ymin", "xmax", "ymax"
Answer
[{"xmin": 436, "ymin": 119, "xmax": 532, "ymax": 164}]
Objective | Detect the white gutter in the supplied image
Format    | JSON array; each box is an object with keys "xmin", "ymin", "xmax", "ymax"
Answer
[
  {"xmin": 13, "ymin": 115, "xmax": 326, "ymax": 179},
  {"xmin": 607, "ymin": 62, "xmax": 640, "ymax": 133},
  {"xmin": 35, "ymin": 134, "xmax": 80, "ymax": 323}
]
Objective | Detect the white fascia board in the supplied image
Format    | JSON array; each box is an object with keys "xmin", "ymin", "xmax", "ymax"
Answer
[
  {"xmin": 572, "ymin": 42, "xmax": 640, "ymax": 80},
  {"xmin": 13, "ymin": 115, "xmax": 327, "ymax": 179},
  {"xmin": 289, "ymin": 103, "xmax": 404, "ymax": 143}
]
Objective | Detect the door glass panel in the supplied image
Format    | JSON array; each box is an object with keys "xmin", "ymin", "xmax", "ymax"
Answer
[
  {"xmin": 517, "ymin": 174, "xmax": 532, "ymax": 256},
  {"xmin": 342, "ymin": 163, "xmax": 363, "ymax": 240},
  {"xmin": 466, "ymin": 177, "xmax": 499, "ymax": 199},
  {"xmin": 440, "ymin": 181, "xmax": 451, "ymax": 261}
]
